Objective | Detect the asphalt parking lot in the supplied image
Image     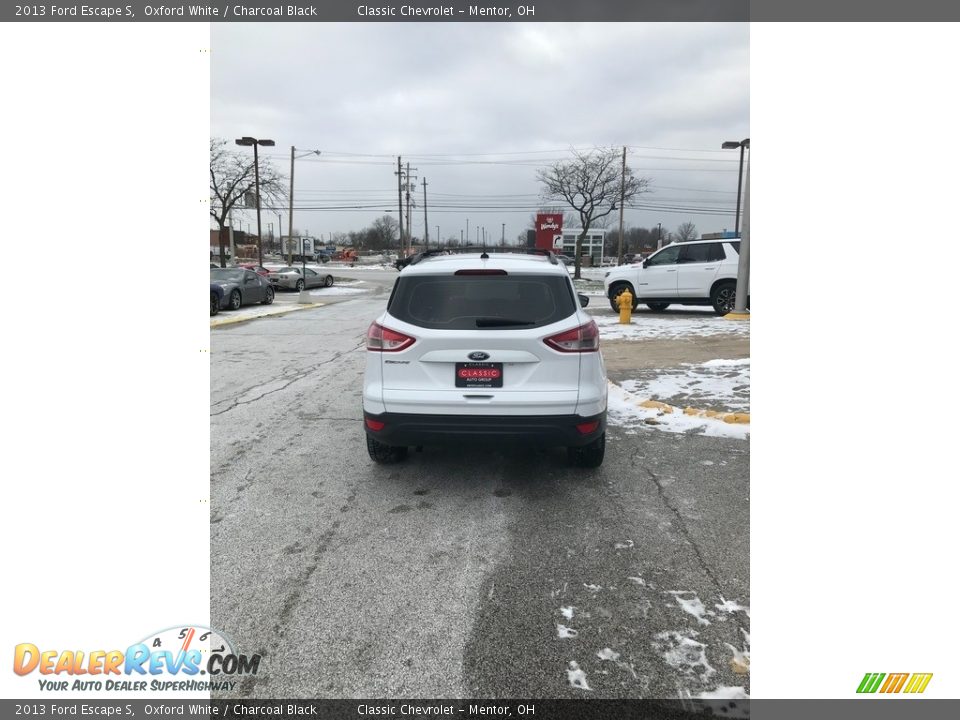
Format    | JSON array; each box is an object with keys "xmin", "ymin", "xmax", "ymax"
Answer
[{"xmin": 210, "ymin": 288, "xmax": 750, "ymax": 700}]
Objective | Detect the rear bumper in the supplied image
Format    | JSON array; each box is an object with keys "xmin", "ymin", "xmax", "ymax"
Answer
[{"xmin": 363, "ymin": 410, "xmax": 606, "ymax": 447}]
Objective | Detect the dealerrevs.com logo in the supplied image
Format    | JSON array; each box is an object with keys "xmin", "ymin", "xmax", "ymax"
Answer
[
  {"xmin": 13, "ymin": 625, "xmax": 261, "ymax": 692},
  {"xmin": 857, "ymin": 672, "xmax": 933, "ymax": 694}
]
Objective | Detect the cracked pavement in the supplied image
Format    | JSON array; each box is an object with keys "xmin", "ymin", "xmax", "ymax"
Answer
[{"xmin": 211, "ymin": 296, "xmax": 749, "ymax": 699}]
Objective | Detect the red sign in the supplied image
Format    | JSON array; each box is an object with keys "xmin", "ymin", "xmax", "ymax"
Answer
[
  {"xmin": 458, "ymin": 368, "xmax": 502, "ymax": 379},
  {"xmin": 535, "ymin": 213, "xmax": 563, "ymax": 251}
]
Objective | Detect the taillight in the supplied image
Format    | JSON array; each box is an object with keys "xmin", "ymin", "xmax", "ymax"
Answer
[
  {"xmin": 543, "ymin": 320, "xmax": 600, "ymax": 353},
  {"xmin": 576, "ymin": 420, "xmax": 600, "ymax": 434},
  {"xmin": 366, "ymin": 322, "xmax": 416, "ymax": 352}
]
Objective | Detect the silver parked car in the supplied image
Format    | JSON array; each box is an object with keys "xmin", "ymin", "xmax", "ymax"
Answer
[
  {"xmin": 268, "ymin": 266, "xmax": 334, "ymax": 291},
  {"xmin": 210, "ymin": 268, "xmax": 275, "ymax": 310}
]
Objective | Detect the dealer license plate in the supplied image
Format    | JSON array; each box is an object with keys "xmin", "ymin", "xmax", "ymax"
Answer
[{"xmin": 455, "ymin": 362, "xmax": 503, "ymax": 388}]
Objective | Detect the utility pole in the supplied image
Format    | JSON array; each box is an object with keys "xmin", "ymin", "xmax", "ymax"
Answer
[
  {"xmin": 501, "ymin": 223, "xmax": 505, "ymax": 245},
  {"xmin": 288, "ymin": 146, "xmax": 296, "ymax": 265},
  {"xmin": 396, "ymin": 156, "xmax": 404, "ymax": 257},
  {"xmin": 277, "ymin": 212, "xmax": 283, "ymax": 255},
  {"xmin": 657, "ymin": 222, "xmax": 662, "ymax": 250},
  {"xmin": 617, "ymin": 146, "xmax": 626, "ymax": 264},
  {"xmin": 422, "ymin": 177, "xmax": 429, "ymax": 250},
  {"xmin": 404, "ymin": 162, "xmax": 417, "ymax": 254}
]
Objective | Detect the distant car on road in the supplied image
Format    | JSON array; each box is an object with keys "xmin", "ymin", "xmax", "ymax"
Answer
[
  {"xmin": 210, "ymin": 283, "xmax": 224, "ymax": 316},
  {"xmin": 238, "ymin": 263, "xmax": 271, "ymax": 277},
  {"xmin": 268, "ymin": 266, "xmax": 334, "ymax": 291},
  {"xmin": 211, "ymin": 268, "xmax": 275, "ymax": 310}
]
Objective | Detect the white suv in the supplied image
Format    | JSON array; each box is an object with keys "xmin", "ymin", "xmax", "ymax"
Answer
[
  {"xmin": 363, "ymin": 250, "xmax": 608, "ymax": 467},
  {"xmin": 604, "ymin": 239, "xmax": 746, "ymax": 315}
]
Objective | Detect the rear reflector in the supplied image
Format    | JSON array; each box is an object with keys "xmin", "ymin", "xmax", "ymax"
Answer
[
  {"xmin": 365, "ymin": 418, "xmax": 385, "ymax": 431},
  {"xmin": 576, "ymin": 421, "xmax": 600, "ymax": 435}
]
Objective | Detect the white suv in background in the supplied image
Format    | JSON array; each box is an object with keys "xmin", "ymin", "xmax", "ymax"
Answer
[
  {"xmin": 363, "ymin": 250, "xmax": 607, "ymax": 467},
  {"xmin": 604, "ymin": 238, "xmax": 746, "ymax": 315}
]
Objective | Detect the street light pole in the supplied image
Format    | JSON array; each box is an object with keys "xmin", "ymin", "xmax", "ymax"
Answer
[
  {"xmin": 657, "ymin": 222, "xmax": 662, "ymax": 250},
  {"xmin": 729, "ymin": 149, "xmax": 750, "ymax": 318},
  {"xmin": 235, "ymin": 136, "xmax": 275, "ymax": 267},
  {"xmin": 722, "ymin": 138, "xmax": 750, "ymax": 236}
]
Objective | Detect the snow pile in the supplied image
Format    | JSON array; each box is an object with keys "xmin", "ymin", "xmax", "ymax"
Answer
[
  {"xmin": 619, "ymin": 359, "xmax": 750, "ymax": 413},
  {"xmin": 607, "ymin": 382, "xmax": 749, "ymax": 439}
]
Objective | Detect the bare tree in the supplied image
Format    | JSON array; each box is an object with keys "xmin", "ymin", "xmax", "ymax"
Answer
[
  {"xmin": 537, "ymin": 148, "xmax": 650, "ymax": 278},
  {"xmin": 209, "ymin": 138, "xmax": 287, "ymax": 267},
  {"xmin": 675, "ymin": 221, "xmax": 698, "ymax": 242}
]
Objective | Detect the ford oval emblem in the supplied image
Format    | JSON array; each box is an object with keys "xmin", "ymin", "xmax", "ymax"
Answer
[{"xmin": 468, "ymin": 351, "xmax": 490, "ymax": 361}]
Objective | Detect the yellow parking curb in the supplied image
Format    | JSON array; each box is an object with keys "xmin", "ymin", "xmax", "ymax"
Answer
[
  {"xmin": 210, "ymin": 303, "xmax": 325, "ymax": 328},
  {"xmin": 723, "ymin": 311, "xmax": 750, "ymax": 321},
  {"xmin": 639, "ymin": 400, "xmax": 674, "ymax": 413},
  {"xmin": 631, "ymin": 393, "xmax": 749, "ymax": 424}
]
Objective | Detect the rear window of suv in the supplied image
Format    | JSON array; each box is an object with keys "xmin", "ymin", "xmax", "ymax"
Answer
[{"xmin": 388, "ymin": 274, "xmax": 577, "ymax": 330}]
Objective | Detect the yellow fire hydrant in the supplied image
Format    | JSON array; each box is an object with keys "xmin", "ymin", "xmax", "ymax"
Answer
[{"xmin": 617, "ymin": 288, "xmax": 634, "ymax": 324}]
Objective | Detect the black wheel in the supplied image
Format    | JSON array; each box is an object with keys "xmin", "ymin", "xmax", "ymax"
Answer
[
  {"xmin": 646, "ymin": 302, "xmax": 670, "ymax": 312},
  {"xmin": 324, "ymin": 274, "xmax": 334, "ymax": 287},
  {"xmin": 210, "ymin": 292, "xmax": 220, "ymax": 316},
  {"xmin": 711, "ymin": 282, "xmax": 737, "ymax": 315},
  {"xmin": 262, "ymin": 286, "xmax": 275, "ymax": 305},
  {"xmin": 228, "ymin": 289, "xmax": 242, "ymax": 311},
  {"xmin": 296, "ymin": 279, "xmax": 305, "ymax": 292},
  {"xmin": 608, "ymin": 284, "xmax": 638, "ymax": 313},
  {"xmin": 366, "ymin": 435, "xmax": 409, "ymax": 464}
]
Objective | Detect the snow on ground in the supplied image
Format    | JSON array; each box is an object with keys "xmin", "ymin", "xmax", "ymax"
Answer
[
  {"xmin": 667, "ymin": 591, "xmax": 713, "ymax": 626},
  {"xmin": 618, "ymin": 359, "xmax": 750, "ymax": 414},
  {"xmin": 566, "ymin": 661, "xmax": 591, "ymax": 691},
  {"xmin": 607, "ymin": 382, "xmax": 749, "ymax": 439},
  {"xmin": 653, "ymin": 631, "xmax": 716, "ymax": 685},
  {"xmin": 594, "ymin": 313, "xmax": 749, "ymax": 340},
  {"xmin": 306, "ymin": 286, "xmax": 367, "ymax": 297},
  {"xmin": 557, "ymin": 624, "xmax": 579, "ymax": 639}
]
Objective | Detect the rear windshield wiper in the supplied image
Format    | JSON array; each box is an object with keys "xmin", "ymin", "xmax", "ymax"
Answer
[{"xmin": 475, "ymin": 317, "xmax": 536, "ymax": 327}]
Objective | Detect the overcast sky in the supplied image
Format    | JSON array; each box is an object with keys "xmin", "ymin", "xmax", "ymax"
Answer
[{"xmin": 211, "ymin": 23, "xmax": 749, "ymax": 245}]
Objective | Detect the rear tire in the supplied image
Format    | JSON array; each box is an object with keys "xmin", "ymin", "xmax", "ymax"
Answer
[
  {"xmin": 568, "ymin": 432, "xmax": 605, "ymax": 468},
  {"xmin": 711, "ymin": 281, "xmax": 736, "ymax": 315},
  {"xmin": 646, "ymin": 302, "xmax": 670, "ymax": 312},
  {"xmin": 324, "ymin": 274, "xmax": 334, "ymax": 287},
  {"xmin": 366, "ymin": 435, "xmax": 409, "ymax": 464},
  {"xmin": 296, "ymin": 279, "xmax": 305, "ymax": 292},
  {"xmin": 228, "ymin": 289, "xmax": 242, "ymax": 311},
  {"xmin": 262, "ymin": 286, "xmax": 275, "ymax": 305},
  {"xmin": 210, "ymin": 292, "xmax": 220, "ymax": 316}
]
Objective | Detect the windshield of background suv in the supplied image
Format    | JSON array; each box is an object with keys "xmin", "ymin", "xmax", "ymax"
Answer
[{"xmin": 388, "ymin": 274, "xmax": 577, "ymax": 330}]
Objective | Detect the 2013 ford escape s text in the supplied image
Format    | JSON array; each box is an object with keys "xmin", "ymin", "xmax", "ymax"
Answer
[{"xmin": 363, "ymin": 250, "xmax": 607, "ymax": 467}]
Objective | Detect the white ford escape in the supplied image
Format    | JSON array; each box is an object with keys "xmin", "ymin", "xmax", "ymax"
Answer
[{"xmin": 363, "ymin": 250, "xmax": 607, "ymax": 467}]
